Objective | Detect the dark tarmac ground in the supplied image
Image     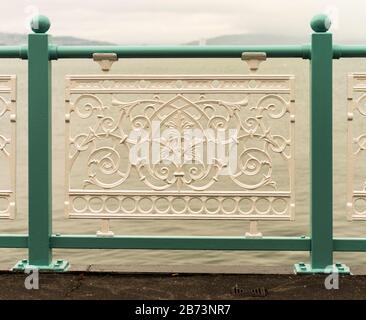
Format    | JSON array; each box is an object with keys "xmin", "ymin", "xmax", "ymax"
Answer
[{"xmin": 0, "ymin": 271, "xmax": 366, "ymax": 300}]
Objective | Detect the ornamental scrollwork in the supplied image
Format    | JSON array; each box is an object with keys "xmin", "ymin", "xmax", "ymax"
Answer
[
  {"xmin": 65, "ymin": 75, "xmax": 295, "ymax": 220},
  {"xmin": 0, "ymin": 76, "xmax": 16, "ymax": 219},
  {"xmin": 347, "ymin": 74, "xmax": 366, "ymax": 220}
]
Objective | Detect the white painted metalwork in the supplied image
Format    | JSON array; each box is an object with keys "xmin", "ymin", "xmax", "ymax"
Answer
[
  {"xmin": 92, "ymin": 53, "xmax": 118, "ymax": 72},
  {"xmin": 346, "ymin": 73, "xmax": 366, "ymax": 220},
  {"xmin": 241, "ymin": 52, "xmax": 267, "ymax": 72},
  {"xmin": 0, "ymin": 75, "xmax": 16, "ymax": 219},
  {"xmin": 65, "ymin": 73, "xmax": 295, "ymax": 223}
]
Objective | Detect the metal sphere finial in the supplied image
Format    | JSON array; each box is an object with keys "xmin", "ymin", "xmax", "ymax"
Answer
[
  {"xmin": 310, "ymin": 14, "xmax": 331, "ymax": 32},
  {"xmin": 30, "ymin": 15, "xmax": 51, "ymax": 33}
]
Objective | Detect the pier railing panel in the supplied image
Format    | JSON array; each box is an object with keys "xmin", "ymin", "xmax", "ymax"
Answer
[
  {"xmin": 64, "ymin": 74, "xmax": 295, "ymax": 236},
  {"xmin": 2, "ymin": 13, "xmax": 366, "ymax": 273}
]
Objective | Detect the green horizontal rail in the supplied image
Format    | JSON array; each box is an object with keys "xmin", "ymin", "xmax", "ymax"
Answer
[
  {"xmin": 333, "ymin": 45, "xmax": 366, "ymax": 58},
  {"xmin": 52, "ymin": 237, "xmax": 366, "ymax": 252},
  {"xmin": 50, "ymin": 235, "xmax": 310, "ymax": 251},
  {"xmin": 0, "ymin": 46, "xmax": 27, "ymax": 59},
  {"xmin": 2, "ymin": 235, "xmax": 366, "ymax": 253},
  {"xmin": 1, "ymin": 44, "xmax": 366, "ymax": 60},
  {"xmin": 333, "ymin": 238, "xmax": 366, "ymax": 252},
  {"xmin": 0, "ymin": 45, "xmax": 310, "ymax": 59},
  {"xmin": 49, "ymin": 45, "xmax": 311, "ymax": 59},
  {"xmin": 0, "ymin": 235, "xmax": 28, "ymax": 248}
]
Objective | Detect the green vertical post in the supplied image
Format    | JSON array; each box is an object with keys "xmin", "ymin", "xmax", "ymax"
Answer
[
  {"xmin": 295, "ymin": 14, "xmax": 349, "ymax": 274},
  {"xmin": 28, "ymin": 15, "xmax": 52, "ymax": 267},
  {"xmin": 310, "ymin": 15, "xmax": 333, "ymax": 272},
  {"xmin": 13, "ymin": 15, "xmax": 68, "ymax": 271}
]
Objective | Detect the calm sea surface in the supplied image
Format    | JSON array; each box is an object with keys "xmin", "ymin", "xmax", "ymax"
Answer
[{"xmin": 0, "ymin": 57, "xmax": 365, "ymax": 268}]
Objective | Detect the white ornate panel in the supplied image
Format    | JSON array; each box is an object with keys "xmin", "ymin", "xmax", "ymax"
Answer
[
  {"xmin": 0, "ymin": 75, "xmax": 16, "ymax": 219},
  {"xmin": 347, "ymin": 73, "xmax": 366, "ymax": 220},
  {"xmin": 65, "ymin": 75, "xmax": 295, "ymax": 220}
]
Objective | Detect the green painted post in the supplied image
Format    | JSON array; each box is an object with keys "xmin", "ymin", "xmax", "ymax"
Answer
[
  {"xmin": 309, "ymin": 14, "xmax": 334, "ymax": 272},
  {"xmin": 295, "ymin": 14, "xmax": 349, "ymax": 274},
  {"xmin": 28, "ymin": 15, "xmax": 52, "ymax": 268},
  {"xmin": 13, "ymin": 15, "xmax": 68, "ymax": 271}
]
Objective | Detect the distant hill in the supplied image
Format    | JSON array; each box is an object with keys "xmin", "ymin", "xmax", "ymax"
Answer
[
  {"xmin": 186, "ymin": 33, "xmax": 365, "ymax": 45},
  {"xmin": 0, "ymin": 31, "xmax": 362, "ymax": 46},
  {"xmin": 0, "ymin": 32, "xmax": 115, "ymax": 45},
  {"xmin": 186, "ymin": 33, "xmax": 307, "ymax": 45}
]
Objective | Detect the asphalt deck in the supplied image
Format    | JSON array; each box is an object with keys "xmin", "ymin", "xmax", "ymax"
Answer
[{"xmin": 0, "ymin": 271, "xmax": 365, "ymax": 300}]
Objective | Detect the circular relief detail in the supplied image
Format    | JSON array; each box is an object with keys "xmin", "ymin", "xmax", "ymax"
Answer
[
  {"xmin": 272, "ymin": 198, "xmax": 288, "ymax": 214},
  {"xmin": 354, "ymin": 198, "xmax": 366, "ymax": 214},
  {"xmin": 121, "ymin": 197, "xmax": 136, "ymax": 214},
  {"xmin": 188, "ymin": 198, "xmax": 203, "ymax": 214},
  {"xmin": 138, "ymin": 197, "xmax": 154, "ymax": 213},
  {"xmin": 238, "ymin": 198, "xmax": 254, "ymax": 214},
  {"xmin": 222, "ymin": 198, "xmax": 236, "ymax": 214},
  {"xmin": 72, "ymin": 197, "xmax": 88, "ymax": 213},
  {"xmin": 171, "ymin": 198, "xmax": 186, "ymax": 214},
  {"xmin": 89, "ymin": 197, "xmax": 104, "ymax": 213},
  {"xmin": 105, "ymin": 197, "xmax": 120, "ymax": 213},
  {"xmin": 206, "ymin": 198, "xmax": 220, "ymax": 214},
  {"xmin": 155, "ymin": 197, "xmax": 170, "ymax": 214},
  {"xmin": 255, "ymin": 198, "xmax": 271, "ymax": 214},
  {"xmin": 0, "ymin": 197, "xmax": 10, "ymax": 214}
]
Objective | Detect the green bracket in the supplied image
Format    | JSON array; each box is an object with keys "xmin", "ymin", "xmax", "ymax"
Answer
[
  {"xmin": 12, "ymin": 259, "xmax": 70, "ymax": 272},
  {"xmin": 294, "ymin": 262, "xmax": 350, "ymax": 275}
]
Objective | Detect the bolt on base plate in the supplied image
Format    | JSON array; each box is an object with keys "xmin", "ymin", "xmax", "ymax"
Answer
[
  {"xmin": 12, "ymin": 259, "xmax": 70, "ymax": 272},
  {"xmin": 294, "ymin": 262, "xmax": 350, "ymax": 275}
]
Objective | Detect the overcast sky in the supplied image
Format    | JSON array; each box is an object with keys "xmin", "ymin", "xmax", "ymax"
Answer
[{"xmin": 0, "ymin": 0, "xmax": 365, "ymax": 44}]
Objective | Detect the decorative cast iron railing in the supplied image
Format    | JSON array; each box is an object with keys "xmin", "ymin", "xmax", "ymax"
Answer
[
  {"xmin": 0, "ymin": 75, "xmax": 16, "ymax": 219},
  {"xmin": 65, "ymin": 74, "xmax": 295, "ymax": 236},
  {"xmin": 347, "ymin": 73, "xmax": 366, "ymax": 221},
  {"xmin": 2, "ymin": 13, "xmax": 366, "ymax": 274}
]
